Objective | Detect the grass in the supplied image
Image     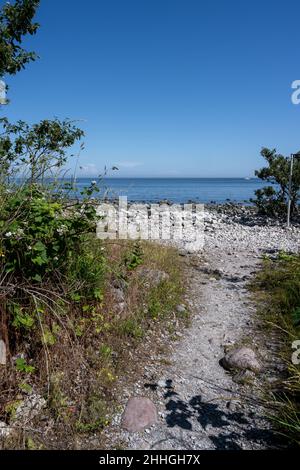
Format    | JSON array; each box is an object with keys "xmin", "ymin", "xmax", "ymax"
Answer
[
  {"xmin": 0, "ymin": 238, "xmax": 186, "ymax": 449},
  {"xmin": 251, "ymin": 252, "xmax": 300, "ymax": 445}
]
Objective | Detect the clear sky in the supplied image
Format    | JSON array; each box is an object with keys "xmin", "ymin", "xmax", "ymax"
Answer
[{"xmin": 2, "ymin": 0, "xmax": 300, "ymax": 177}]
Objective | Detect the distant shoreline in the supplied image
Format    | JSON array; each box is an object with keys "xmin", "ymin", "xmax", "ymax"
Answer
[
  {"xmin": 73, "ymin": 177, "xmax": 267, "ymax": 205},
  {"xmin": 79, "ymin": 176, "xmax": 260, "ymax": 180}
]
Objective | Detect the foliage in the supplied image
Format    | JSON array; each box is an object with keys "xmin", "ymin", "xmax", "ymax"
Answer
[
  {"xmin": 0, "ymin": 0, "xmax": 187, "ymax": 449},
  {"xmin": 124, "ymin": 241, "xmax": 143, "ymax": 270},
  {"xmin": 254, "ymin": 254, "xmax": 300, "ymax": 320},
  {"xmin": 0, "ymin": 185, "xmax": 99, "ymax": 285},
  {"xmin": 251, "ymin": 148, "xmax": 300, "ymax": 218},
  {"xmin": 0, "ymin": 118, "xmax": 104, "ymax": 363},
  {"xmin": 252, "ymin": 254, "xmax": 300, "ymax": 445},
  {"xmin": 118, "ymin": 317, "xmax": 144, "ymax": 339},
  {"xmin": 0, "ymin": 117, "xmax": 84, "ymax": 182},
  {"xmin": 0, "ymin": 0, "xmax": 39, "ymax": 77},
  {"xmin": 15, "ymin": 357, "xmax": 35, "ymax": 373}
]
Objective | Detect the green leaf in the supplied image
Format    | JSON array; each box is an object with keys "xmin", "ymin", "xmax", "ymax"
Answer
[
  {"xmin": 32, "ymin": 241, "xmax": 46, "ymax": 252},
  {"xmin": 15, "ymin": 358, "xmax": 35, "ymax": 374},
  {"xmin": 70, "ymin": 292, "xmax": 81, "ymax": 302},
  {"xmin": 93, "ymin": 288, "xmax": 103, "ymax": 301},
  {"xmin": 42, "ymin": 328, "xmax": 56, "ymax": 346},
  {"xmin": 32, "ymin": 255, "xmax": 46, "ymax": 266}
]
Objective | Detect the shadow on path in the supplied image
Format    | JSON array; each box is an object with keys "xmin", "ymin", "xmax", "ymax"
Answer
[{"xmin": 145, "ymin": 379, "xmax": 279, "ymax": 450}]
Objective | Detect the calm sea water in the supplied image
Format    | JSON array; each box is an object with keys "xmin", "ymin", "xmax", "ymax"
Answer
[{"xmin": 74, "ymin": 177, "xmax": 266, "ymax": 204}]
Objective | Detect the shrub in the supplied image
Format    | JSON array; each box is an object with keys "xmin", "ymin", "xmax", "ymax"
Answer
[
  {"xmin": 251, "ymin": 148, "xmax": 300, "ymax": 218},
  {"xmin": 0, "ymin": 185, "xmax": 98, "ymax": 283},
  {"xmin": 0, "ymin": 117, "xmax": 104, "ymax": 355}
]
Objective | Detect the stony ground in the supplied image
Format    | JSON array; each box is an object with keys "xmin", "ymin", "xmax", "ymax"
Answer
[{"xmin": 104, "ymin": 208, "xmax": 300, "ymax": 450}]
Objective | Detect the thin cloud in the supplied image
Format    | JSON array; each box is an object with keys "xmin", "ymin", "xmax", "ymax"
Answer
[
  {"xmin": 116, "ymin": 161, "xmax": 142, "ymax": 168},
  {"xmin": 78, "ymin": 163, "xmax": 99, "ymax": 176}
]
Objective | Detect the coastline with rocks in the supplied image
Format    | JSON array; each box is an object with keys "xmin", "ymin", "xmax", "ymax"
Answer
[{"xmin": 98, "ymin": 200, "xmax": 300, "ymax": 253}]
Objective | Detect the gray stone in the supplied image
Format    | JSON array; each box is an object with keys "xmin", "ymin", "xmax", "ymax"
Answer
[
  {"xmin": 220, "ymin": 346, "xmax": 261, "ymax": 373},
  {"xmin": 13, "ymin": 393, "xmax": 46, "ymax": 423},
  {"xmin": 0, "ymin": 421, "xmax": 11, "ymax": 438},
  {"xmin": 0, "ymin": 340, "xmax": 6, "ymax": 365},
  {"xmin": 176, "ymin": 304, "xmax": 186, "ymax": 313},
  {"xmin": 121, "ymin": 397, "xmax": 158, "ymax": 432}
]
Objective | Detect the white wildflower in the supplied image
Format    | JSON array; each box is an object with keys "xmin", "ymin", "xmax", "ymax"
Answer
[
  {"xmin": 56, "ymin": 224, "xmax": 68, "ymax": 235},
  {"xmin": 15, "ymin": 228, "xmax": 24, "ymax": 237},
  {"xmin": 5, "ymin": 232, "xmax": 12, "ymax": 237}
]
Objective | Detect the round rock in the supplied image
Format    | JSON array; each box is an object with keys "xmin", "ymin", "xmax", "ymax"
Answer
[
  {"xmin": 121, "ymin": 397, "xmax": 158, "ymax": 432},
  {"xmin": 176, "ymin": 304, "xmax": 186, "ymax": 313},
  {"xmin": 220, "ymin": 346, "xmax": 261, "ymax": 373}
]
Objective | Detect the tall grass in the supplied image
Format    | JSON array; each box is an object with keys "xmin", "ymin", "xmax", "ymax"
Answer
[{"xmin": 252, "ymin": 252, "xmax": 300, "ymax": 445}]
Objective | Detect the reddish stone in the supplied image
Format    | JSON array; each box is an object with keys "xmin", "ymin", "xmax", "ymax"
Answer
[{"xmin": 121, "ymin": 397, "xmax": 158, "ymax": 432}]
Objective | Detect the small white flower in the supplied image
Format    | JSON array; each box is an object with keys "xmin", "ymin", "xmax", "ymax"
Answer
[
  {"xmin": 5, "ymin": 232, "xmax": 12, "ymax": 237},
  {"xmin": 15, "ymin": 228, "xmax": 24, "ymax": 237},
  {"xmin": 91, "ymin": 180, "xmax": 97, "ymax": 185},
  {"xmin": 56, "ymin": 224, "xmax": 68, "ymax": 235}
]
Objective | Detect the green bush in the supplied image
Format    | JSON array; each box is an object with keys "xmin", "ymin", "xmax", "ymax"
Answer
[
  {"xmin": 0, "ymin": 116, "xmax": 105, "ymax": 346},
  {"xmin": 0, "ymin": 185, "xmax": 98, "ymax": 283}
]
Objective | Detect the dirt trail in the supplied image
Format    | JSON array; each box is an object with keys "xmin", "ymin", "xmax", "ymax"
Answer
[{"xmin": 105, "ymin": 212, "xmax": 299, "ymax": 450}]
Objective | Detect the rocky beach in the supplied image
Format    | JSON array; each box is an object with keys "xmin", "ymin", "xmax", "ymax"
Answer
[{"xmin": 102, "ymin": 204, "xmax": 299, "ymax": 450}]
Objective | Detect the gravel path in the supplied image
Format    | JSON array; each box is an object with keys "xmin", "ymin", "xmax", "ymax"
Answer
[{"xmin": 106, "ymin": 209, "xmax": 300, "ymax": 450}]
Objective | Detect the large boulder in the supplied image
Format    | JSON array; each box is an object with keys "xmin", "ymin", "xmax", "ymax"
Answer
[
  {"xmin": 121, "ymin": 397, "xmax": 158, "ymax": 432},
  {"xmin": 220, "ymin": 346, "xmax": 261, "ymax": 373}
]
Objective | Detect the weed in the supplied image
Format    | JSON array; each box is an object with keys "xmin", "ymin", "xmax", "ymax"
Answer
[
  {"xmin": 252, "ymin": 253, "xmax": 300, "ymax": 445},
  {"xmin": 15, "ymin": 358, "xmax": 35, "ymax": 374},
  {"xmin": 118, "ymin": 318, "xmax": 144, "ymax": 339}
]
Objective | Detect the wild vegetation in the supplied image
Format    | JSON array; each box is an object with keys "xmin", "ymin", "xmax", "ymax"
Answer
[
  {"xmin": 1, "ymin": 0, "xmax": 299, "ymax": 453},
  {"xmin": 252, "ymin": 253, "xmax": 300, "ymax": 445},
  {"xmin": 0, "ymin": 0, "xmax": 186, "ymax": 448},
  {"xmin": 251, "ymin": 147, "xmax": 300, "ymax": 219}
]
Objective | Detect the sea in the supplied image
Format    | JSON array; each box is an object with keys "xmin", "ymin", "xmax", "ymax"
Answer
[{"xmin": 73, "ymin": 177, "xmax": 266, "ymax": 204}]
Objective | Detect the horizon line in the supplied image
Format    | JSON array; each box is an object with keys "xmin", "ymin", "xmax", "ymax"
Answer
[{"xmin": 76, "ymin": 176, "xmax": 258, "ymax": 179}]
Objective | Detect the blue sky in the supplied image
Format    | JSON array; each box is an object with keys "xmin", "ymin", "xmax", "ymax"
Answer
[{"xmin": 2, "ymin": 0, "xmax": 300, "ymax": 177}]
